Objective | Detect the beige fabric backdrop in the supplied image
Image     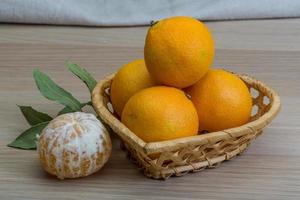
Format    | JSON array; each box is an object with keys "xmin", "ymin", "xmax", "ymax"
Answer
[{"xmin": 0, "ymin": 0, "xmax": 300, "ymax": 26}]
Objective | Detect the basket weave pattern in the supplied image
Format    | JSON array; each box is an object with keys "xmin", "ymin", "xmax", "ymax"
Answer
[{"xmin": 92, "ymin": 73, "xmax": 280, "ymax": 179}]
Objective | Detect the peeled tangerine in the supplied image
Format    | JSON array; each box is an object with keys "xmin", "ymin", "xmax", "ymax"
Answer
[{"xmin": 37, "ymin": 112, "xmax": 112, "ymax": 179}]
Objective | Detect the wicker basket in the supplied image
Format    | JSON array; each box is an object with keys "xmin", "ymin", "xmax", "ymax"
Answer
[{"xmin": 92, "ymin": 72, "xmax": 281, "ymax": 179}]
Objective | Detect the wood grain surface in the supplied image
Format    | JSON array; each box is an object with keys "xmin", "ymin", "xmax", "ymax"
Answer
[{"xmin": 0, "ymin": 19, "xmax": 299, "ymax": 200}]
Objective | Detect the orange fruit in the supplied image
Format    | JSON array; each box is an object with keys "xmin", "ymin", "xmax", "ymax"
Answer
[
  {"xmin": 144, "ymin": 16, "xmax": 214, "ymax": 88},
  {"xmin": 38, "ymin": 112, "xmax": 112, "ymax": 179},
  {"xmin": 185, "ymin": 69, "xmax": 252, "ymax": 132},
  {"xmin": 110, "ymin": 59, "xmax": 156, "ymax": 116},
  {"xmin": 121, "ymin": 86, "xmax": 199, "ymax": 142}
]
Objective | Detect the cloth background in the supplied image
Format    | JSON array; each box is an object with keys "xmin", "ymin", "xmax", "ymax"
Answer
[{"xmin": 1, "ymin": 0, "xmax": 300, "ymax": 26}]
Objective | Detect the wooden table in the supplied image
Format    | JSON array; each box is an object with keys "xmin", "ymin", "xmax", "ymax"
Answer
[{"xmin": 0, "ymin": 19, "xmax": 299, "ymax": 200}]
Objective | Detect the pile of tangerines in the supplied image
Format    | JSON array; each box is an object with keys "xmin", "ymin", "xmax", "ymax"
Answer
[{"xmin": 111, "ymin": 16, "xmax": 252, "ymax": 143}]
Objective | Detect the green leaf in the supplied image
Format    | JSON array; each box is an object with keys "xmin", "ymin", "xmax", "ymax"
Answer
[
  {"xmin": 33, "ymin": 69, "xmax": 82, "ymax": 111},
  {"xmin": 18, "ymin": 105, "xmax": 53, "ymax": 126},
  {"xmin": 66, "ymin": 61, "xmax": 97, "ymax": 93},
  {"xmin": 57, "ymin": 106, "xmax": 75, "ymax": 116},
  {"xmin": 57, "ymin": 101, "xmax": 92, "ymax": 116},
  {"xmin": 86, "ymin": 101, "xmax": 93, "ymax": 106},
  {"xmin": 7, "ymin": 122, "xmax": 49, "ymax": 150}
]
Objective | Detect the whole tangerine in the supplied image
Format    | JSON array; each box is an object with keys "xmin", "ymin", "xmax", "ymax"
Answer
[
  {"xmin": 121, "ymin": 86, "xmax": 199, "ymax": 142},
  {"xmin": 144, "ymin": 16, "xmax": 214, "ymax": 88},
  {"xmin": 110, "ymin": 59, "xmax": 156, "ymax": 116},
  {"xmin": 185, "ymin": 69, "xmax": 252, "ymax": 132}
]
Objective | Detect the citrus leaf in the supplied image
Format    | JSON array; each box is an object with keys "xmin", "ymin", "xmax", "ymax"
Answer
[
  {"xmin": 57, "ymin": 101, "xmax": 91, "ymax": 116},
  {"xmin": 7, "ymin": 122, "xmax": 49, "ymax": 150},
  {"xmin": 18, "ymin": 105, "xmax": 53, "ymax": 126},
  {"xmin": 57, "ymin": 106, "xmax": 75, "ymax": 116},
  {"xmin": 86, "ymin": 101, "xmax": 93, "ymax": 106},
  {"xmin": 66, "ymin": 62, "xmax": 97, "ymax": 93},
  {"xmin": 33, "ymin": 69, "xmax": 82, "ymax": 111}
]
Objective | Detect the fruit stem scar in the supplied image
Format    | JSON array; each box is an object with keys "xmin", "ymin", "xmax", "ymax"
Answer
[
  {"xmin": 184, "ymin": 92, "xmax": 192, "ymax": 100},
  {"xmin": 150, "ymin": 20, "xmax": 159, "ymax": 26}
]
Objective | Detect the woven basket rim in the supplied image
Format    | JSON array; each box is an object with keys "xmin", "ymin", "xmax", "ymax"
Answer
[{"xmin": 92, "ymin": 72, "xmax": 281, "ymax": 155}]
